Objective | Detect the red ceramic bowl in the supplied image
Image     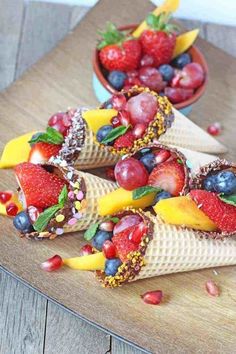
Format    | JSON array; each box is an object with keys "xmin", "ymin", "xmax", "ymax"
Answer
[{"xmin": 93, "ymin": 24, "xmax": 208, "ymax": 114}]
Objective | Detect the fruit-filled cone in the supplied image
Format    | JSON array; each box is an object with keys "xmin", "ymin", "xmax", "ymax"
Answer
[
  {"xmin": 98, "ymin": 143, "xmax": 217, "ymax": 216},
  {"xmin": 45, "ymin": 208, "xmax": 236, "ymax": 288},
  {"xmin": 154, "ymin": 159, "xmax": 236, "ymax": 239},
  {"xmin": 12, "ymin": 162, "xmax": 116, "ymax": 240}
]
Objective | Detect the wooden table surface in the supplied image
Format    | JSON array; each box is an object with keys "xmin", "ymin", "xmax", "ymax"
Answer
[{"xmin": 0, "ymin": 1, "xmax": 236, "ymax": 353}]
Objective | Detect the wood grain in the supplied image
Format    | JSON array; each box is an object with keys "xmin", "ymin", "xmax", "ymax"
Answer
[
  {"xmin": 112, "ymin": 338, "xmax": 147, "ymax": 354},
  {"xmin": 0, "ymin": 0, "xmax": 24, "ymax": 90},
  {"xmin": 205, "ymin": 23, "xmax": 236, "ymax": 58},
  {"xmin": 0, "ymin": 270, "xmax": 46, "ymax": 354},
  {"xmin": 44, "ymin": 301, "xmax": 110, "ymax": 354},
  {"xmin": 0, "ymin": 0, "xmax": 236, "ymax": 353}
]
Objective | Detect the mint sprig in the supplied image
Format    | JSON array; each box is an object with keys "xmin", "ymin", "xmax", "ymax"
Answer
[
  {"xmin": 29, "ymin": 127, "xmax": 64, "ymax": 145},
  {"xmin": 132, "ymin": 186, "xmax": 162, "ymax": 200},
  {"xmin": 33, "ymin": 185, "xmax": 68, "ymax": 232},
  {"xmin": 101, "ymin": 125, "xmax": 130, "ymax": 144},
  {"xmin": 84, "ymin": 222, "xmax": 100, "ymax": 241},
  {"xmin": 219, "ymin": 193, "xmax": 236, "ymax": 207}
]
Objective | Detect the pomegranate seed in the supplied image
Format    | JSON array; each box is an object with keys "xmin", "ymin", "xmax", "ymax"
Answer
[
  {"xmin": 205, "ymin": 280, "xmax": 220, "ymax": 297},
  {"xmin": 207, "ymin": 122, "xmax": 222, "ymax": 136},
  {"xmin": 6, "ymin": 202, "xmax": 18, "ymax": 216},
  {"xmin": 62, "ymin": 114, "xmax": 72, "ymax": 127},
  {"xmin": 105, "ymin": 167, "xmax": 116, "ymax": 181},
  {"xmin": 80, "ymin": 244, "xmax": 94, "ymax": 256},
  {"xmin": 132, "ymin": 123, "xmax": 147, "ymax": 139},
  {"xmin": 111, "ymin": 94, "xmax": 127, "ymax": 110},
  {"xmin": 111, "ymin": 116, "xmax": 121, "ymax": 128},
  {"xmin": 0, "ymin": 191, "xmax": 12, "ymax": 204},
  {"xmin": 124, "ymin": 77, "xmax": 141, "ymax": 86},
  {"xmin": 100, "ymin": 220, "xmax": 115, "ymax": 232},
  {"xmin": 102, "ymin": 240, "xmax": 117, "ymax": 259},
  {"xmin": 127, "ymin": 70, "xmax": 139, "ymax": 79},
  {"xmin": 28, "ymin": 206, "xmax": 41, "ymax": 222},
  {"xmin": 48, "ymin": 112, "xmax": 71, "ymax": 136},
  {"xmin": 117, "ymin": 110, "xmax": 131, "ymax": 127},
  {"xmin": 155, "ymin": 150, "xmax": 171, "ymax": 164},
  {"xmin": 41, "ymin": 255, "xmax": 63, "ymax": 272},
  {"xmin": 140, "ymin": 54, "xmax": 155, "ymax": 67},
  {"xmin": 129, "ymin": 222, "xmax": 147, "ymax": 244},
  {"xmin": 141, "ymin": 290, "xmax": 163, "ymax": 305}
]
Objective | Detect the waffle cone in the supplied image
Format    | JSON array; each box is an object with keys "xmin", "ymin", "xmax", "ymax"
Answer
[
  {"xmin": 159, "ymin": 108, "xmax": 227, "ymax": 154},
  {"xmin": 136, "ymin": 213, "xmax": 236, "ymax": 281}
]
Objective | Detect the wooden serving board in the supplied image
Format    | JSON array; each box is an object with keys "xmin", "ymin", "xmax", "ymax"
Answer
[{"xmin": 0, "ymin": 1, "xmax": 236, "ymax": 353}]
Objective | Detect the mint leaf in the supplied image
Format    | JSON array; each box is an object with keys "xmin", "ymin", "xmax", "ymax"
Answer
[
  {"xmin": 101, "ymin": 125, "xmax": 130, "ymax": 144},
  {"xmin": 84, "ymin": 222, "xmax": 100, "ymax": 241},
  {"xmin": 29, "ymin": 127, "xmax": 64, "ymax": 145},
  {"xmin": 58, "ymin": 185, "xmax": 68, "ymax": 207},
  {"xmin": 219, "ymin": 193, "xmax": 236, "ymax": 206},
  {"xmin": 104, "ymin": 216, "xmax": 120, "ymax": 223},
  {"xmin": 33, "ymin": 205, "xmax": 61, "ymax": 232},
  {"xmin": 132, "ymin": 186, "xmax": 162, "ymax": 200}
]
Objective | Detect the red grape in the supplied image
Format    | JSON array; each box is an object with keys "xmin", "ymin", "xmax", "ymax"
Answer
[
  {"xmin": 113, "ymin": 214, "xmax": 142, "ymax": 235},
  {"xmin": 139, "ymin": 67, "xmax": 165, "ymax": 92},
  {"xmin": 126, "ymin": 92, "xmax": 158, "ymax": 126}
]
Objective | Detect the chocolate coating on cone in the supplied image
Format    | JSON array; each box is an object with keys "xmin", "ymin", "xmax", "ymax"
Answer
[
  {"xmin": 191, "ymin": 159, "xmax": 236, "ymax": 239},
  {"xmin": 97, "ymin": 208, "xmax": 154, "ymax": 288},
  {"xmin": 100, "ymin": 86, "xmax": 174, "ymax": 155}
]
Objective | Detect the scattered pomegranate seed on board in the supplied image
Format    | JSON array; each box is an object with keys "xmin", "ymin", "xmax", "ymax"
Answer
[
  {"xmin": 205, "ymin": 280, "xmax": 220, "ymax": 297},
  {"xmin": 41, "ymin": 255, "xmax": 63, "ymax": 272},
  {"xmin": 141, "ymin": 290, "xmax": 163, "ymax": 305},
  {"xmin": 6, "ymin": 203, "xmax": 18, "ymax": 216},
  {"xmin": 0, "ymin": 191, "xmax": 12, "ymax": 204},
  {"xmin": 80, "ymin": 244, "xmax": 94, "ymax": 256},
  {"xmin": 207, "ymin": 122, "xmax": 222, "ymax": 136}
]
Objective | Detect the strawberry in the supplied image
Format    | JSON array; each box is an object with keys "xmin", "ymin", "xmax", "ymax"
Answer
[
  {"xmin": 112, "ymin": 225, "xmax": 139, "ymax": 262},
  {"xmin": 190, "ymin": 190, "xmax": 236, "ymax": 233},
  {"xmin": 15, "ymin": 162, "xmax": 67, "ymax": 209},
  {"xmin": 28, "ymin": 142, "xmax": 61, "ymax": 164},
  {"xmin": 148, "ymin": 160, "xmax": 185, "ymax": 196},
  {"xmin": 98, "ymin": 23, "xmax": 141, "ymax": 72},
  {"xmin": 113, "ymin": 131, "xmax": 135, "ymax": 149},
  {"xmin": 140, "ymin": 13, "xmax": 177, "ymax": 67}
]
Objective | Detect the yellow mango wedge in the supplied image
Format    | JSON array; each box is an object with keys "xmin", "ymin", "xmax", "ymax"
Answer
[
  {"xmin": 0, "ymin": 193, "xmax": 23, "ymax": 216},
  {"xmin": 154, "ymin": 196, "xmax": 217, "ymax": 232},
  {"xmin": 98, "ymin": 187, "xmax": 156, "ymax": 216},
  {"xmin": 63, "ymin": 252, "xmax": 106, "ymax": 270},
  {"xmin": 133, "ymin": 0, "xmax": 180, "ymax": 38},
  {"xmin": 172, "ymin": 29, "xmax": 199, "ymax": 58},
  {"xmin": 0, "ymin": 131, "xmax": 36, "ymax": 169},
  {"xmin": 82, "ymin": 109, "xmax": 117, "ymax": 134}
]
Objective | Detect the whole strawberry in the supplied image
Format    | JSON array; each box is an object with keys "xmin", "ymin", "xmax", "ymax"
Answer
[
  {"xmin": 140, "ymin": 13, "xmax": 177, "ymax": 67},
  {"xmin": 98, "ymin": 23, "xmax": 142, "ymax": 72}
]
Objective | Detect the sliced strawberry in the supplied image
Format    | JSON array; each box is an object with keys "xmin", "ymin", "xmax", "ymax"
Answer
[
  {"xmin": 15, "ymin": 162, "xmax": 67, "ymax": 209},
  {"xmin": 190, "ymin": 190, "xmax": 236, "ymax": 233},
  {"xmin": 113, "ymin": 131, "xmax": 135, "ymax": 150},
  {"xmin": 112, "ymin": 225, "xmax": 140, "ymax": 262},
  {"xmin": 148, "ymin": 160, "xmax": 185, "ymax": 196},
  {"xmin": 28, "ymin": 142, "xmax": 61, "ymax": 164}
]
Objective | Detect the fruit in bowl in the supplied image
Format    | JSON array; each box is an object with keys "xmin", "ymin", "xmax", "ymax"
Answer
[{"xmin": 93, "ymin": 1, "xmax": 208, "ymax": 112}]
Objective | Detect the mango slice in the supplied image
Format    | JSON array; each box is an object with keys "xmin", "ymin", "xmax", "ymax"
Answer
[
  {"xmin": 0, "ymin": 131, "xmax": 36, "ymax": 169},
  {"xmin": 98, "ymin": 187, "xmax": 156, "ymax": 216},
  {"xmin": 0, "ymin": 193, "xmax": 23, "ymax": 216},
  {"xmin": 132, "ymin": 0, "xmax": 180, "ymax": 38},
  {"xmin": 82, "ymin": 109, "xmax": 117, "ymax": 134},
  {"xmin": 172, "ymin": 29, "xmax": 199, "ymax": 58},
  {"xmin": 63, "ymin": 252, "xmax": 106, "ymax": 270},
  {"xmin": 153, "ymin": 195, "xmax": 217, "ymax": 231}
]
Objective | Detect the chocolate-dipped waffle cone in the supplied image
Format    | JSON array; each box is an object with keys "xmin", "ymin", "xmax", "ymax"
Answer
[
  {"xmin": 18, "ymin": 164, "xmax": 117, "ymax": 240},
  {"xmin": 97, "ymin": 209, "xmax": 236, "ymax": 288}
]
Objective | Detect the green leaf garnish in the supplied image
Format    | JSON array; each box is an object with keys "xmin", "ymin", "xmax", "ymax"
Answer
[
  {"xmin": 33, "ymin": 205, "xmax": 61, "ymax": 232},
  {"xmin": 219, "ymin": 193, "xmax": 236, "ymax": 206},
  {"xmin": 101, "ymin": 125, "xmax": 130, "ymax": 144},
  {"xmin": 97, "ymin": 22, "xmax": 126, "ymax": 49},
  {"xmin": 84, "ymin": 222, "xmax": 100, "ymax": 241},
  {"xmin": 104, "ymin": 216, "xmax": 120, "ymax": 223},
  {"xmin": 29, "ymin": 127, "xmax": 64, "ymax": 145},
  {"xmin": 33, "ymin": 185, "xmax": 68, "ymax": 232},
  {"xmin": 132, "ymin": 186, "xmax": 162, "ymax": 200}
]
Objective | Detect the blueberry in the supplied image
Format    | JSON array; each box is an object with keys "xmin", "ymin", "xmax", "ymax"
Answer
[
  {"xmin": 203, "ymin": 174, "xmax": 217, "ymax": 192},
  {"xmin": 214, "ymin": 171, "xmax": 236, "ymax": 195},
  {"xmin": 96, "ymin": 125, "xmax": 113, "ymax": 144},
  {"xmin": 171, "ymin": 53, "xmax": 191, "ymax": 69},
  {"xmin": 92, "ymin": 230, "xmax": 112, "ymax": 251},
  {"xmin": 30, "ymin": 132, "xmax": 43, "ymax": 146},
  {"xmin": 105, "ymin": 258, "xmax": 122, "ymax": 276},
  {"xmin": 13, "ymin": 211, "xmax": 33, "ymax": 233},
  {"xmin": 152, "ymin": 191, "xmax": 172, "ymax": 205},
  {"xmin": 108, "ymin": 71, "xmax": 127, "ymax": 90},
  {"xmin": 158, "ymin": 64, "xmax": 174, "ymax": 82},
  {"xmin": 140, "ymin": 153, "xmax": 156, "ymax": 173}
]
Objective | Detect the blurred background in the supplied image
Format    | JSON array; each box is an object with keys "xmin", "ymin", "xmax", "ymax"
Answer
[{"xmin": 1, "ymin": 0, "xmax": 236, "ymax": 91}]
